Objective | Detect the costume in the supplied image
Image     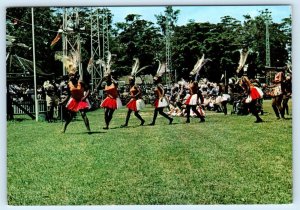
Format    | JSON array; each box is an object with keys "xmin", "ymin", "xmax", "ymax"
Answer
[
  {"xmin": 185, "ymin": 82, "xmax": 199, "ymax": 105},
  {"xmin": 153, "ymin": 84, "xmax": 169, "ymax": 108},
  {"xmin": 150, "ymin": 81, "xmax": 173, "ymax": 125},
  {"xmin": 126, "ymin": 85, "xmax": 144, "ymax": 111},
  {"xmin": 66, "ymin": 81, "xmax": 90, "ymax": 112},
  {"xmin": 185, "ymin": 81, "xmax": 205, "ymax": 123},
  {"xmin": 100, "ymin": 83, "xmax": 122, "ymax": 109}
]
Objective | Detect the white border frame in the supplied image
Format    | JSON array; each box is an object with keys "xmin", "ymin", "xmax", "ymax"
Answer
[{"xmin": 1, "ymin": 1, "xmax": 299, "ymax": 210}]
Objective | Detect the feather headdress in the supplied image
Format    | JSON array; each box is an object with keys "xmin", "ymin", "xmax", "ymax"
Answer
[
  {"xmin": 96, "ymin": 51, "xmax": 112, "ymax": 77},
  {"xmin": 131, "ymin": 58, "xmax": 150, "ymax": 77},
  {"xmin": 236, "ymin": 48, "xmax": 251, "ymax": 74},
  {"xmin": 190, "ymin": 54, "xmax": 207, "ymax": 76},
  {"xmin": 55, "ymin": 51, "xmax": 80, "ymax": 75},
  {"xmin": 156, "ymin": 60, "xmax": 167, "ymax": 77}
]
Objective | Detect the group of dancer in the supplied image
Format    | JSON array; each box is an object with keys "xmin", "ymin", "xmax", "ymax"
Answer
[
  {"xmin": 59, "ymin": 69, "xmax": 213, "ymax": 133},
  {"xmin": 57, "ymin": 52, "xmax": 294, "ymax": 133}
]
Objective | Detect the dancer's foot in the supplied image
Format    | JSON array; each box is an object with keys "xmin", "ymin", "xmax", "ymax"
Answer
[
  {"xmin": 200, "ymin": 118, "xmax": 205, "ymax": 123},
  {"xmin": 120, "ymin": 124, "xmax": 128, "ymax": 128},
  {"xmin": 103, "ymin": 126, "xmax": 109, "ymax": 130},
  {"xmin": 149, "ymin": 122, "xmax": 155, "ymax": 126},
  {"xmin": 140, "ymin": 119, "xmax": 145, "ymax": 126},
  {"xmin": 255, "ymin": 118, "xmax": 263, "ymax": 123},
  {"xmin": 169, "ymin": 118, "xmax": 173, "ymax": 125}
]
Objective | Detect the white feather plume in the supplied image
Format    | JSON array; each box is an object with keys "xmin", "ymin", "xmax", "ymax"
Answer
[
  {"xmin": 156, "ymin": 60, "xmax": 167, "ymax": 77},
  {"xmin": 190, "ymin": 54, "xmax": 205, "ymax": 76},
  {"xmin": 131, "ymin": 58, "xmax": 140, "ymax": 76},
  {"xmin": 55, "ymin": 51, "xmax": 80, "ymax": 74},
  {"xmin": 131, "ymin": 58, "xmax": 150, "ymax": 77}
]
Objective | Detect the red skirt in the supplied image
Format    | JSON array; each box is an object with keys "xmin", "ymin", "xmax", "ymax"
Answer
[
  {"xmin": 126, "ymin": 99, "xmax": 137, "ymax": 111},
  {"xmin": 66, "ymin": 98, "xmax": 90, "ymax": 112},
  {"xmin": 101, "ymin": 97, "xmax": 122, "ymax": 110},
  {"xmin": 185, "ymin": 95, "xmax": 192, "ymax": 105},
  {"xmin": 250, "ymin": 87, "xmax": 261, "ymax": 100},
  {"xmin": 154, "ymin": 99, "xmax": 159, "ymax": 108},
  {"xmin": 185, "ymin": 94, "xmax": 197, "ymax": 105}
]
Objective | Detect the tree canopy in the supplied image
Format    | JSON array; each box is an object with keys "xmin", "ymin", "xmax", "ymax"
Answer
[{"xmin": 6, "ymin": 6, "xmax": 292, "ymax": 84}]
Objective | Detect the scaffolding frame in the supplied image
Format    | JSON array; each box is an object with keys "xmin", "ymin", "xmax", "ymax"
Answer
[{"xmin": 90, "ymin": 8, "xmax": 110, "ymax": 91}]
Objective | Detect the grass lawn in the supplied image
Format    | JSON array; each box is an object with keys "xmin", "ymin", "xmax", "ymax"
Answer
[{"xmin": 7, "ymin": 99, "xmax": 292, "ymax": 205}]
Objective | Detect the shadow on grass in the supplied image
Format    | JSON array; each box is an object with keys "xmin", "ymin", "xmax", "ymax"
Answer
[
  {"xmin": 8, "ymin": 118, "xmax": 31, "ymax": 122},
  {"xmin": 87, "ymin": 131, "xmax": 107, "ymax": 134}
]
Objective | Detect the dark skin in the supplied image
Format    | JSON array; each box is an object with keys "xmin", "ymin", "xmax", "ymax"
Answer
[
  {"xmin": 121, "ymin": 77, "xmax": 145, "ymax": 127},
  {"xmin": 95, "ymin": 74, "xmax": 118, "ymax": 129},
  {"xmin": 60, "ymin": 73, "xmax": 91, "ymax": 133},
  {"xmin": 149, "ymin": 76, "xmax": 173, "ymax": 126}
]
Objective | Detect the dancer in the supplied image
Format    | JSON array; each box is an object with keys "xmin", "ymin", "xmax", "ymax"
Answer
[
  {"xmin": 57, "ymin": 52, "xmax": 91, "ymax": 133},
  {"xmin": 184, "ymin": 54, "xmax": 208, "ymax": 123},
  {"xmin": 99, "ymin": 73, "xmax": 122, "ymax": 129},
  {"xmin": 121, "ymin": 76, "xmax": 145, "ymax": 127},
  {"xmin": 61, "ymin": 73, "xmax": 91, "ymax": 133},
  {"xmin": 93, "ymin": 51, "xmax": 122, "ymax": 129},
  {"xmin": 149, "ymin": 75, "xmax": 173, "ymax": 125},
  {"xmin": 282, "ymin": 75, "xmax": 292, "ymax": 115},
  {"xmin": 239, "ymin": 76, "xmax": 263, "ymax": 123},
  {"xmin": 270, "ymin": 70, "xmax": 285, "ymax": 119},
  {"xmin": 185, "ymin": 79, "xmax": 205, "ymax": 123},
  {"xmin": 121, "ymin": 58, "xmax": 148, "ymax": 127}
]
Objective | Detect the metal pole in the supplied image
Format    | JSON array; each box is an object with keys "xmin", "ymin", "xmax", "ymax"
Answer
[
  {"xmin": 262, "ymin": 9, "xmax": 271, "ymax": 67},
  {"xmin": 31, "ymin": 7, "xmax": 38, "ymax": 121}
]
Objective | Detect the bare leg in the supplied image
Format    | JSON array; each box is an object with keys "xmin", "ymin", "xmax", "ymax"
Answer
[
  {"xmin": 80, "ymin": 110, "xmax": 91, "ymax": 132},
  {"xmin": 62, "ymin": 111, "xmax": 75, "ymax": 133}
]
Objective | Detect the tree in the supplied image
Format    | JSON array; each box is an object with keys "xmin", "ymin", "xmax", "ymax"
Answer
[{"xmin": 113, "ymin": 14, "xmax": 161, "ymax": 77}]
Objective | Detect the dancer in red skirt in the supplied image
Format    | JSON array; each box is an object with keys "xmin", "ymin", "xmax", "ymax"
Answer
[
  {"xmin": 121, "ymin": 76, "xmax": 145, "ymax": 127},
  {"xmin": 240, "ymin": 76, "xmax": 263, "ymax": 123},
  {"xmin": 61, "ymin": 72, "xmax": 91, "ymax": 133},
  {"xmin": 185, "ymin": 80, "xmax": 205, "ymax": 123},
  {"xmin": 100, "ymin": 73, "xmax": 122, "ymax": 129},
  {"xmin": 149, "ymin": 76, "xmax": 173, "ymax": 126}
]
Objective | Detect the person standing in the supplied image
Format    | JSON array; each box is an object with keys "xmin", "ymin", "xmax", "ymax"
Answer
[
  {"xmin": 43, "ymin": 79, "xmax": 59, "ymax": 122},
  {"xmin": 239, "ymin": 76, "xmax": 263, "ymax": 123},
  {"xmin": 270, "ymin": 70, "xmax": 285, "ymax": 119},
  {"xmin": 282, "ymin": 75, "xmax": 292, "ymax": 116},
  {"xmin": 121, "ymin": 76, "xmax": 145, "ymax": 127},
  {"xmin": 149, "ymin": 76, "xmax": 173, "ymax": 126}
]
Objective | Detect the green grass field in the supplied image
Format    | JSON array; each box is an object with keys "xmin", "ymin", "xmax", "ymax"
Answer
[{"xmin": 7, "ymin": 99, "xmax": 292, "ymax": 205}]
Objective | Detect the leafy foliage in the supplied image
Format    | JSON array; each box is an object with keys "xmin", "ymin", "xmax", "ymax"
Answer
[{"xmin": 6, "ymin": 7, "xmax": 291, "ymax": 83}]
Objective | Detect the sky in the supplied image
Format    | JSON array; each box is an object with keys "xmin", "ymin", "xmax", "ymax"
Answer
[{"xmin": 108, "ymin": 5, "xmax": 291, "ymax": 25}]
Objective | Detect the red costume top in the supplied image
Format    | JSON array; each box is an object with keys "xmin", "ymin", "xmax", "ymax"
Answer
[
  {"xmin": 69, "ymin": 81, "xmax": 84, "ymax": 101},
  {"xmin": 105, "ymin": 83, "xmax": 118, "ymax": 99},
  {"xmin": 66, "ymin": 80, "xmax": 90, "ymax": 112},
  {"xmin": 100, "ymin": 82, "xmax": 122, "ymax": 110}
]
